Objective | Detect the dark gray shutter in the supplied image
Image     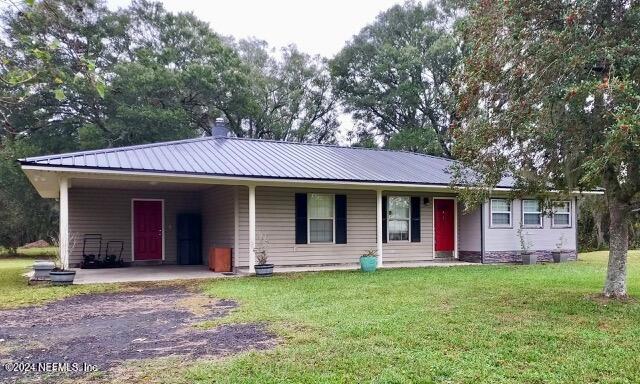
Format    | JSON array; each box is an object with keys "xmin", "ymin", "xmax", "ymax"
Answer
[
  {"xmin": 410, "ymin": 196, "xmax": 421, "ymax": 242},
  {"xmin": 382, "ymin": 196, "xmax": 388, "ymax": 243},
  {"xmin": 335, "ymin": 194, "xmax": 347, "ymax": 244},
  {"xmin": 295, "ymin": 193, "xmax": 307, "ymax": 244}
]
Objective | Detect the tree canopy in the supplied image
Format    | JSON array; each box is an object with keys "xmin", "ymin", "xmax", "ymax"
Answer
[
  {"xmin": 454, "ymin": 0, "xmax": 640, "ymax": 298},
  {"xmin": 0, "ymin": 0, "xmax": 340, "ymax": 251},
  {"xmin": 331, "ymin": 1, "xmax": 462, "ymax": 156}
]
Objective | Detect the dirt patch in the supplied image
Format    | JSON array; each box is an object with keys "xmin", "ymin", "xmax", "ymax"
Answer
[
  {"xmin": 585, "ymin": 293, "xmax": 638, "ymax": 305},
  {"xmin": 21, "ymin": 240, "xmax": 51, "ymax": 249},
  {"xmin": 0, "ymin": 287, "xmax": 275, "ymax": 382}
]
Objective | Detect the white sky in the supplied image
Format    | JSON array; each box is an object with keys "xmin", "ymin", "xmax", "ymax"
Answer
[{"xmin": 107, "ymin": 0, "xmax": 406, "ymax": 58}]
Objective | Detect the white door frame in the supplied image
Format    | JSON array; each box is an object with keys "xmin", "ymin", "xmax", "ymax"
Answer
[
  {"xmin": 432, "ymin": 197, "xmax": 458, "ymax": 259},
  {"xmin": 131, "ymin": 198, "xmax": 165, "ymax": 261}
]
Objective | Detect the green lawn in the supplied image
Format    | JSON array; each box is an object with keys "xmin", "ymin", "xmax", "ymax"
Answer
[
  {"xmin": 2, "ymin": 252, "xmax": 640, "ymax": 383},
  {"xmin": 187, "ymin": 251, "xmax": 640, "ymax": 384},
  {"xmin": 0, "ymin": 246, "xmax": 57, "ymax": 258},
  {"xmin": 0, "ymin": 258, "xmax": 118, "ymax": 309}
]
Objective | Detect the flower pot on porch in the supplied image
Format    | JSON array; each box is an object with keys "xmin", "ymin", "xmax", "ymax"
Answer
[
  {"xmin": 255, "ymin": 264, "xmax": 274, "ymax": 277},
  {"xmin": 49, "ymin": 269, "xmax": 76, "ymax": 285},
  {"xmin": 360, "ymin": 256, "xmax": 377, "ymax": 272},
  {"xmin": 521, "ymin": 252, "xmax": 537, "ymax": 265}
]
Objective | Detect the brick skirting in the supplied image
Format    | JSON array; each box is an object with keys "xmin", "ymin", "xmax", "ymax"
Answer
[
  {"xmin": 458, "ymin": 251, "xmax": 482, "ymax": 263},
  {"xmin": 483, "ymin": 250, "xmax": 578, "ymax": 264},
  {"xmin": 457, "ymin": 250, "xmax": 578, "ymax": 264}
]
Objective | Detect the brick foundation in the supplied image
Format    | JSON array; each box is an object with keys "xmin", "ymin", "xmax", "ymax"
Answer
[
  {"xmin": 482, "ymin": 250, "xmax": 578, "ymax": 264},
  {"xmin": 458, "ymin": 251, "xmax": 482, "ymax": 263}
]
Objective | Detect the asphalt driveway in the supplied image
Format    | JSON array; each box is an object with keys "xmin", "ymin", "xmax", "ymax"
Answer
[{"xmin": 0, "ymin": 286, "xmax": 275, "ymax": 382}]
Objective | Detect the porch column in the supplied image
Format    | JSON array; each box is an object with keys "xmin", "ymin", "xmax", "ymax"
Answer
[
  {"xmin": 234, "ymin": 186, "xmax": 240, "ymax": 271},
  {"xmin": 376, "ymin": 189, "xmax": 383, "ymax": 267},
  {"xmin": 59, "ymin": 177, "xmax": 69, "ymax": 269},
  {"xmin": 248, "ymin": 184, "xmax": 256, "ymax": 273}
]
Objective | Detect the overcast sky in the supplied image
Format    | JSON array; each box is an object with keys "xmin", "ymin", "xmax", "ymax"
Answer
[{"xmin": 106, "ymin": 0, "xmax": 406, "ymax": 58}]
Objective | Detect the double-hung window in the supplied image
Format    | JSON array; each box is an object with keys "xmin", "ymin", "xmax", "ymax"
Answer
[
  {"xmin": 522, "ymin": 200, "xmax": 543, "ymax": 227},
  {"xmin": 490, "ymin": 199, "xmax": 512, "ymax": 227},
  {"xmin": 552, "ymin": 201, "xmax": 571, "ymax": 228},
  {"xmin": 388, "ymin": 196, "xmax": 410, "ymax": 241},
  {"xmin": 308, "ymin": 194, "xmax": 334, "ymax": 243}
]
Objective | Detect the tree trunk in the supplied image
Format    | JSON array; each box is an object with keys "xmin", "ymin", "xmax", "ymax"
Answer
[{"xmin": 603, "ymin": 197, "xmax": 629, "ymax": 298}]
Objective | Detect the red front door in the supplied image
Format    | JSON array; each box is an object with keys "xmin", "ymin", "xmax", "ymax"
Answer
[
  {"xmin": 133, "ymin": 200, "xmax": 163, "ymax": 260},
  {"xmin": 434, "ymin": 199, "xmax": 455, "ymax": 252}
]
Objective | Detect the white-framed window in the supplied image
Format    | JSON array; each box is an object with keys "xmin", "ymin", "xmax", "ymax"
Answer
[
  {"xmin": 490, "ymin": 199, "xmax": 512, "ymax": 227},
  {"xmin": 522, "ymin": 199, "xmax": 543, "ymax": 227},
  {"xmin": 388, "ymin": 196, "xmax": 410, "ymax": 241},
  {"xmin": 308, "ymin": 193, "xmax": 334, "ymax": 243},
  {"xmin": 552, "ymin": 201, "xmax": 571, "ymax": 228}
]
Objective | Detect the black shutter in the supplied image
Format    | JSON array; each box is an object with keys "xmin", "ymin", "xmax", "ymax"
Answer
[
  {"xmin": 295, "ymin": 193, "xmax": 307, "ymax": 244},
  {"xmin": 382, "ymin": 196, "xmax": 388, "ymax": 243},
  {"xmin": 335, "ymin": 195, "xmax": 347, "ymax": 244},
  {"xmin": 410, "ymin": 196, "xmax": 421, "ymax": 242}
]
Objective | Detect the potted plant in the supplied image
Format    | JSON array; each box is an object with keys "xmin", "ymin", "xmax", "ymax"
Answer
[
  {"xmin": 49, "ymin": 233, "xmax": 78, "ymax": 285},
  {"xmin": 517, "ymin": 227, "xmax": 536, "ymax": 265},
  {"xmin": 254, "ymin": 233, "xmax": 273, "ymax": 277},
  {"xmin": 360, "ymin": 249, "xmax": 378, "ymax": 272},
  {"xmin": 552, "ymin": 235, "xmax": 567, "ymax": 263}
]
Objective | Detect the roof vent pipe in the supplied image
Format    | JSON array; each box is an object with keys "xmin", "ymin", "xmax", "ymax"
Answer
[{"xmin": 212, "ymin": 118, "xmax": 230, "ymax": 138}]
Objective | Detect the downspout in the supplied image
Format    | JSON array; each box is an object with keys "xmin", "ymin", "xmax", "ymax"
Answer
[{"xmin": 480, "ymin": 201, "xmax": 485, "ymax": 263}]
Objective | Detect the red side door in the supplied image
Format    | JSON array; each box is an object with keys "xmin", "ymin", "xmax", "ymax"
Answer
[
  {"xmin": 434, "ymin": 199, "xmax": 455, "ymax": 252},
  {"xmin": 133, "ymin": 200, "xmax": 163, "ymax": 260}
]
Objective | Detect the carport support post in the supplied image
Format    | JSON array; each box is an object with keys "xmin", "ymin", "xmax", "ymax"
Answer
[
  {"xmin": 59, "ymin": 177, "xmax": 69, "ymax": 269},
  {"xmin": 376, "ymin": 189, "xmax": 383, "ymax": 267},
  {"xmin": 248, "ymin": 185, "xmax": 256, "ymax": 273}
]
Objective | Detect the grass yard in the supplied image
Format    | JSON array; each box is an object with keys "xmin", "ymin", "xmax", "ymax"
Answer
[
  {"xmin": 0, "ymin": 246, "xmax": 57, "ymax": 258},
  {"xmin": 1, "ymin": 252, "xmax": 640, "ymax": 383},
  {"xmin": 0, "ymin": 258, "xmax": 119, "ymax": 309},
  {"xmin": 187, "ymin": 251, "xmax": 640, "ymax": 384}
]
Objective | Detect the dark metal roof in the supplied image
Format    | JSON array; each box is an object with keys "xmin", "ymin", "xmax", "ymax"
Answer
[{"xmin": 19, "ymin": 137, "xmax": 515, "ymax": 187}]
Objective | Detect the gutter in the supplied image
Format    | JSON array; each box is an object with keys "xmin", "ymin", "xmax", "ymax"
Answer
[{"xmin": 20, "ymin": 163, "xmax": 604, "ymax": 195}]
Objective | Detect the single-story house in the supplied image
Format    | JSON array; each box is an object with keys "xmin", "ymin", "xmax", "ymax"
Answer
[{"xmin": 20, "ymin": 123, "xmax": 585, "ymax": 272}]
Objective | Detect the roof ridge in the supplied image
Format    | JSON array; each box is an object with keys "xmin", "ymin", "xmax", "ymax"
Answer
[
  {"xmin": 22, "ymin": 135, "xmax": 212, "ymax": 161},
  {"xmin": 222, "ymin": 136, "xmax": 456, "ymax": 163}
]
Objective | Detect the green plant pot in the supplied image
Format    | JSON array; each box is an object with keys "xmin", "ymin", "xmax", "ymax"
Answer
[{"xmin": 360, "ymin": 256, "xmax": 377, "ymax": 272}]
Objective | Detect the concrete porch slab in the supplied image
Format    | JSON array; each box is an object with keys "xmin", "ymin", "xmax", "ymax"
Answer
[
  {"xmin": 72, "ymin": 265, "xmax": 243, "ymax": 285},
  {"xmin": 67, "ymin": 260, "xmax": 480, "ymax": 284},
  {"xmin": 240, "ymin": 259, "xmax": 480, "ymax": 274}
]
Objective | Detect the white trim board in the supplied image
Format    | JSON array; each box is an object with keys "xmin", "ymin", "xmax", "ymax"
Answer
[{"xmin": 23, "ymin": 165, "xmax": 602, "ymax": 196}]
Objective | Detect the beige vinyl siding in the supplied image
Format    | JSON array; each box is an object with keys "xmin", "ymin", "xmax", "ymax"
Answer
[
  {"xmin": 201, "ymin": 186, "xmax": 235, "ymax": 266},
  {"xmin": 458, "ymin": 204, "xmax": 481, "ymax": 252},
  {"xmin": 68, "ymin": 184, "xmax": 475, "ymax": 269},
  {"xmin": 251, "ymin": 187, "xmax": 436, "ymax": 266},
  {"xmin": 253, "ymin": 187, "xmax": 375, "ymax": 265},
  {"xmin": 68, "ymin": 188, "xmax": 200, "ymax": 266},
  {"xmin": 383, "ymin": 193, "xmax": 433, "ymax": 262},
  {"xmin": 483, "ymin": 198, "xmax": 577, "ymax": 251}
]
